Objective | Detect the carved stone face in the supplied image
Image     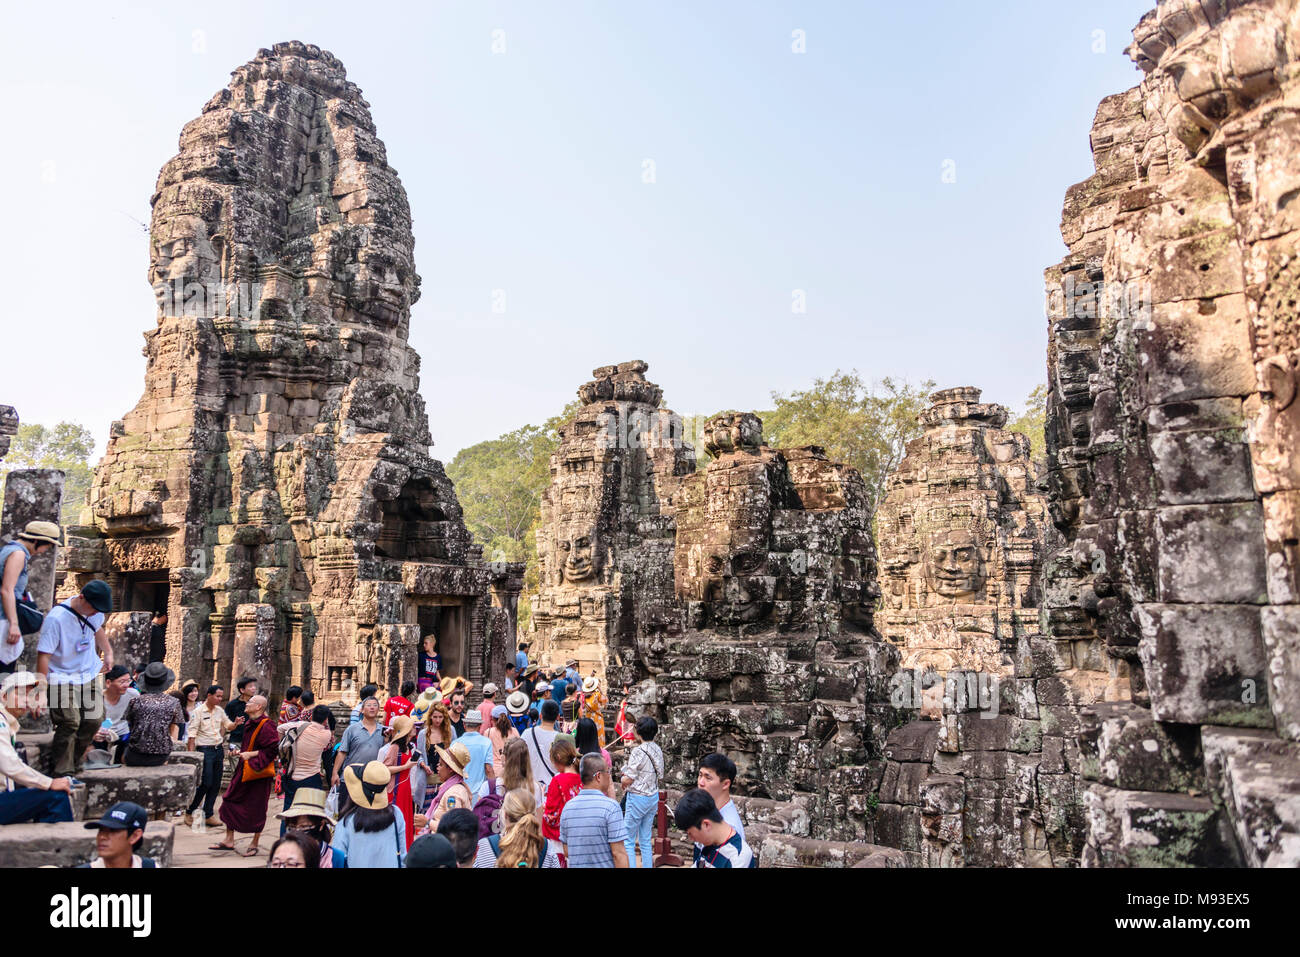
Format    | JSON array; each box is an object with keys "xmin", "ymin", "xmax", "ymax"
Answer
[
  {"xmin": 924, "ymin": 530, "xmax": 987, "ymax": 599},
  {"xmin": 347, "ymin": 250, "xmax": 409, "ymax": 326},
  {"xmin": 557, "ymin": 524, "xmax": 600, "ymax": 584},
  {"xmin": 150, "ymin": 215, "xmax": 220, "ymax": 314},
  {"xmin": 702, "ymin": 546, "xmax": 774, "ymax": 623}
]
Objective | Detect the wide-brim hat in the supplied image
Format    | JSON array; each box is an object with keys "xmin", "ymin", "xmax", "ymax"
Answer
[
  {"xmin": 505, "ymin": 691, "xmax": 529, "ymax": 715},
  {"xmin": 83, "ymin": 748, "xmax": 120, "ymax": 770},
  {"xmin": 139, "ymin": 661, "xmax": 175, "ymax": 693},
  {"xmin": 343, "ymin": 761, "xmax": 392, "ymax": 810},
  {"xmin": 276, "ymin": 787, "xmax": 334, "ymax": 822},
  {"xmin": 582, "ymin": 676, "xmax": 600, "ymax": 695},
  {"xmin": 20, "ymin": 520, "xmax": 62, "ymax": 547},
  {"xmin": 522, "ymin": 663, "xmax": 539, "ymax": 677},
  {"xmin": 179, "ymin": 678, "xmax": 199, "ymax": 695},
  {"xmin": 387, "ymin": 714, "xmax": 415, "ymax": 740},
  {"xmin": 438, "ymin": 676, "xmax": 461, "ymax": 698},
  {"xmin": 434, "ymin": 741, "xmax": 470, "ymax": 778}
]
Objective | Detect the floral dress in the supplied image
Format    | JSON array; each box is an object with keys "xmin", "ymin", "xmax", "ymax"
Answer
[{"xmin": 579, "ymin": 690, "xmax": 608, "ymax": 743}]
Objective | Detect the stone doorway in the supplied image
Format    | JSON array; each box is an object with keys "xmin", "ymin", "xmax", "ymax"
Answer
[
  {"xmin": 120, "ymin": 572, "xmax": 169, "ymax": 615},
  {"xmin": 413, "ymin": 601, "xmax": 468, "ymax": 681}
]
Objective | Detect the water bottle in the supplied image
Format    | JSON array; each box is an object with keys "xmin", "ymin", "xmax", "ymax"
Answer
[{"xmin": 193, "ymin": 814, "xmax": 206, "ymax": 834}]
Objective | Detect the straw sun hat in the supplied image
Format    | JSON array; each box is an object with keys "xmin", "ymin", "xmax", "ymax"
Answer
[
  {"xmin": 434, "ymin": 741, "xmax": 470, "ymax": 778},
  {"xmin": 343, "ymin": 761, "xmax": 393, "ymax": 810}
]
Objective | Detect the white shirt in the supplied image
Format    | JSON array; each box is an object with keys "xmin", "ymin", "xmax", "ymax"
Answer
[
  {"xmin": 36, "ymin": 604, "xmax": 105, "ymax": 684},
  {"xmin": 1, "ymin": 705, "xmax": 52, "ymax": 792}
]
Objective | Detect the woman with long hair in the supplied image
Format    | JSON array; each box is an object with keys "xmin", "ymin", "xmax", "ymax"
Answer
[
  {"xmin": 542, "ymin": 737, "xmax": 581, "ymax": 848},
  {"xmin": 573, "ymin": 717, "xmax": 614, "ymax": 798},
  {"xmin": 412, "ymin": 699, "xmax": 456, "ymax": 812},
  {"xmin": 334, "ymin": 761, "xmax": 406, "ymax": 868},
  {"xmin": 501, "ymin": 736, "xmax": 534, "ymax": 799},
  {"xmin": 474, "ymin": 787, "xmax": 562, "ymax": 868},
  {"xmin": 487, "ymin": 705, "xmax": 518, "ymax": 781},
  {"xmin": 168, "ymin": 679, "xmax": 199, "ymax": 744},
  {"xmin": 378, "ymin": 715, "xmax": 417, "ymax": 850}
]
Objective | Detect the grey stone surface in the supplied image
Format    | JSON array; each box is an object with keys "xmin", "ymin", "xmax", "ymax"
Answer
[{"xmin": 0, "ymin": 820, "xmax": 174, "ymax": 868}]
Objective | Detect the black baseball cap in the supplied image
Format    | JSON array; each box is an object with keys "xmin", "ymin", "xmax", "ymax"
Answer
[
  {"xmin": 81, "ymin": 580, "xmax": 113, "ymax": 614},
  {"xmin": 405, "ymin": 833, "xmax": 457, "ymax": 868},
  {"xmin": 84, "ymin": 801, "xmax": 147, "ymax": 832}
]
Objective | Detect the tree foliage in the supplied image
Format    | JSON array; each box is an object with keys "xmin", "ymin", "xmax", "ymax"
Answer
[
  {"xmin": 0, "ymin": 422, "xmax": 96, "ymax": 526},
  {"xmin": 1006, "ymin": 384, "xmax": 1047, "ymax": 468},
  {"xmin": 760, "ymin": 372, "xmax": 935, "ymax": 517},
  {"xmin": 446, "ymin": 401, "xmax": 581, "ymax": 633}
]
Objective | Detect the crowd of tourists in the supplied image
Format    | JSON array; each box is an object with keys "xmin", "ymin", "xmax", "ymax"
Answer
[{"xmin": 0, "ymin": 522, "xmax": 757, "ymax": 867}]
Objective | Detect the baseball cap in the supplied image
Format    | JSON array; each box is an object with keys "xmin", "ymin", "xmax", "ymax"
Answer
[
  {"xmin": 81, "ymin": 580, "xmax": 113, "ymax": 614},
  {"xmin": 483, "ymin": 682, "xmax": 498, "ymax": 696},
  {"xmin": 406, "ymin": 833, "xmax": 457, "ymax": 868},
  {"xmin": 84, "ymin": 801, "xmax": 147, "ymax": 832}
]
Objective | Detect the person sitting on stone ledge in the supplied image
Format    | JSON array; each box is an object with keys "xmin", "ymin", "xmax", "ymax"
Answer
[
  {"xmin": 77, "ymin": 801, "xmax": 156, "ymax": 869},
  {"xmin": 94, "ymin": 665, "xmax": 138, "ymax": 764},
  {"xmin": 674, "ymin": 788, "xmax": 755, "ymax": 869},
  {"xmin": 0, "ymin": 671, "xmax": 74, "ymax": 825},
  {"xmin": 121, "ymin": 662, "xmax": 185, "ymax": 767}
]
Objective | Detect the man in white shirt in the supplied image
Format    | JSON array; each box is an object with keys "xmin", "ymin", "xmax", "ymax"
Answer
[
  {"xmin": 696, "ymin": 752, "xmax": 746, "ymax": 844},
  {"xmin": 0, "ymin": 671, "xmax": 75, "ymax": 825},
  {"xmin": 524, "ymin": 699, "xmax": 561, "ymax": 797},
  {"xmin": 36, "ymin": 580, "xmax": 114, "ymax": 776},
  {"xmin": 185, "ymin": 683, "xmax": 235, "ymax": 826}
]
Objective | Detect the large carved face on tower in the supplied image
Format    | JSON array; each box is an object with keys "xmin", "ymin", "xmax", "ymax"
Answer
[
  {"xmin": 150, "ymin": 213, "xmax": 221, "ymax": 315},
  {"xmin": 556, "ymin": 523, "xmax": 601, "ymax": 585},
  {"xmin": 924, "ymin": 529, "xmax": 987, "ymax": 600},
  {"xmin": 697, "ymin": 541, "xmax": 775, "ymax": 624}
]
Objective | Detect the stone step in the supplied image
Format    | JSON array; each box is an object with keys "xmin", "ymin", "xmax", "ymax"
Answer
[
  {"xmin": 758, "ymin": 833, "xmax": 906, "ymax": 868},
  {"xmin": 79, "ymin": 764, "xmax": 199, "ymax": 822},
  {"xmin": 0, "ymin": 820, "xmax": 175, "ymax": 868}
]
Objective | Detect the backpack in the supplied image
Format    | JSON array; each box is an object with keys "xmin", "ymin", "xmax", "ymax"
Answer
[
  {"xmin": 278, "ymin": 723, "xmax": 303, "ymax": 767},
  {"xmin": 473, "ymin": 779, "xmax": 503, "ymax": 839}
]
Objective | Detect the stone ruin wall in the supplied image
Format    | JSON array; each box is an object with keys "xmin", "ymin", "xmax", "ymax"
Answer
[
  {"xmin": 58, "ymin": 43, "xmax": 521, "ymax": 705},
  {"xmin": 529, "ymin": 361, "xmax": 694, "ymax": 689},
  {"xmin": 1043, "ymin": 0, "xmax": 1300, "ymax": 867},
  {"xmin": 870, "ymin": 387, "xmax": 1098, "ymax": 866},
  {"xmin": 532, "ymin": 365, "xmax": 901, "ymax": 847}
]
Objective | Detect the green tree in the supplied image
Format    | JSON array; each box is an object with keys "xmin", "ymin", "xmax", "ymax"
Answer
[
  {"xmin": 1006, "ymin": 384, "xmax": 1047, "ymax": 468},
  {"xmin": 0, "ymin": 421, "xmax": 96, "ymax": 526},
  {"xmin": 446, "ymin": 401, "xmax": 581, "ymax": 633},
  {"xmin": 761, "ymin": 372, "xmax": 934, "ymax": 517}
]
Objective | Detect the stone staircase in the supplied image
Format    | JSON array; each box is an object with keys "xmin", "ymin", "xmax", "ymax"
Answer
[{"xmin": 0, "ymin": 732, "xmax": 197, "ymax": 866}]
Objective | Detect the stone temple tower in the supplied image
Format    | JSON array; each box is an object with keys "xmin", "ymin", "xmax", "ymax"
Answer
[
  {"xmin": 875, "ymin": 387, "xmax": 1048, "ymax": 677},
  {"xmin": 62, "ymin": 42, "xmax": 521, "ymax": 702}
]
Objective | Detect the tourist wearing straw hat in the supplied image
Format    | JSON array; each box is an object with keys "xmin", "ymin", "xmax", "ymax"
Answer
[
  {"xmin": 578, "ymin": 675, "xmax": 609, "ymax": 744},
  {"xmin": 379, "ymin": 714, "xmax": 418, "ymax": 849},
  {"xmin": 334, "ymin": 761, "xmax": 406, "ymax": 867},
  {"xmin": 276, "ymin": 786, "xmax": 344, "ymax": 867},
  {"xmin": 1, "ymin": 521, "xmax": 62, "ymax": 675},
  {"xmin": 422, "ymin": 740, "xmax": 472, "ymax": 830}
]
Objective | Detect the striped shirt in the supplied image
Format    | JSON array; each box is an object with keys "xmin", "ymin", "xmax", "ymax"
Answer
[
  {"xmin": 692, "ymin": 831, "xmax": 757, "ymax": 869},
  {"xmin": 558, "ymin": 788, "xmax": 627, "ymax": 867}
]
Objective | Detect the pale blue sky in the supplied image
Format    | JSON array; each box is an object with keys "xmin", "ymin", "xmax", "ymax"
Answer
[{"xmin": 2, "ymin": 0, "xmax": 1153, "ymax": 460}]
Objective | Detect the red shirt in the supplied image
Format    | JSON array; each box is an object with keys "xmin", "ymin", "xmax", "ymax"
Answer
[
  {"xmin": 384, "ymin": 696, "xmax": 413, "ymax": 726},
  {"xmin": 542, "ymin": 771, "xmax": 582, "ymax": 840}
]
